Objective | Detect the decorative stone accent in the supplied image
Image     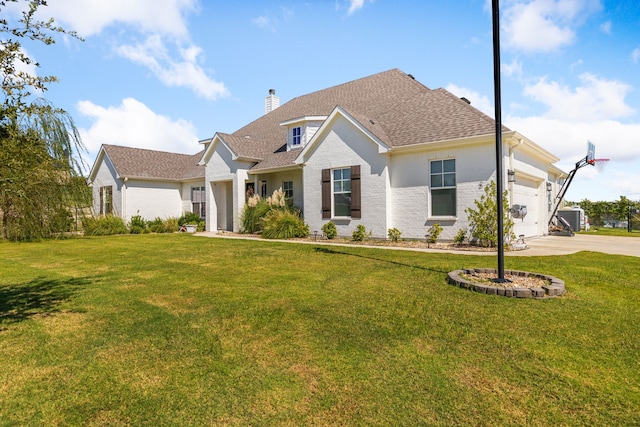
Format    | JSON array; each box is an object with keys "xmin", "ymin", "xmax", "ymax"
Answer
[{"xmin": 447, "ymin": 268, "xmax": 565, "ymax": 299}]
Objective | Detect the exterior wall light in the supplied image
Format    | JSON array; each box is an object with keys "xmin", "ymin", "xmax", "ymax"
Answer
[
  {"xmin": 546, "ymin": 181, "xmax": 553, "ymax": 192},
  {"xmin": 508, "ymin": 169, "xmax": 516, "ymax": 183}
]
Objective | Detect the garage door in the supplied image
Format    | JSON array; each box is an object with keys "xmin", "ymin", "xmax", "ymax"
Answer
[{"xmin": 512, "ymin": 178, "xmax": 540, "ymax": 238}]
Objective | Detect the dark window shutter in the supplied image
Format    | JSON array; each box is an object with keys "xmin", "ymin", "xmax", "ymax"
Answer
[
  {"xmin": 106, "ymin": 186, "xmax": 113, "ymax": 215},
  {"xmin": 322, "ymin": 169, "xmax": 331, "ymax": 219},
  {"xmin": 99, "ymin": 187, "xmax": 104, "ymax": 215},
  {"xmin": 351, "ymin": 165, "xmax": 361, "ymax": 219}
]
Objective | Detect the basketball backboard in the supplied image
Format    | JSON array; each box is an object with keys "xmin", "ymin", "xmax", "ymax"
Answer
[{"xmin": 587, "ymin": 141, "xmax": 595, "ymax": 163}]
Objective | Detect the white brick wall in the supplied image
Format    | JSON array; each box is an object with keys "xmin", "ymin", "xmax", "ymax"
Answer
[
  {"xmin": 205, "ymin": 145, "xmax": 254, "ymax": 232},
  {"xmin": 303, "ymin": 116, "xmax": 390, "ymax": 238},
  {"xmin": 91, "ymin": 156, "xmax": 122, "ymax": 217},
  {"xmin": 389, "ymin": 143, "xmax": 498, "ymax": 240},
  {"xmin": 125, "ymin": 180, "xmax": 183, "ymax": 222}
]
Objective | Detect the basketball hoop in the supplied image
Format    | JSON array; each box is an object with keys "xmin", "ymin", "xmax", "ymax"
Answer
[{"xmin": 590, "ymin": 158, "xmax": 610, "ymax": 172}]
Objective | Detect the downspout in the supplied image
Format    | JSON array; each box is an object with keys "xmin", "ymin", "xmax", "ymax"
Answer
[
  {"xmin": 508, "ymin": 138, "xmax": 523, "ymax": 206},
  {"xmin": 122, "ymin": 177, "xmax": 128, "ymax": 220}
]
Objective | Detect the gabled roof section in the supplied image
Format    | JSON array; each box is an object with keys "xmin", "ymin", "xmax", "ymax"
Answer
[
  {"xmin": 208, "ymin": 68, "xmax": 509, "ymax": 171},
  {"xmin": 91, "ymin": 144, "xmax": 205, "ymax": 182},
  {"xmin": 296, "ymin": 106, "xmax": 390, "ymax": 165}
]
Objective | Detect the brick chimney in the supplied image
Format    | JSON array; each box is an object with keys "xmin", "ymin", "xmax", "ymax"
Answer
[{"xmin": 265, "ymin": 89, "xmax": 279, "ymax": 114}]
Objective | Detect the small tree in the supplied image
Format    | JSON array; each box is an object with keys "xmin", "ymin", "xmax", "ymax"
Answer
[
  {"xmin": 465, "ymin": 181, "xmax": 515, "ymax": 247},
  {"xmin": 387, "ymin": 227, "xmax": 402, "ymax": 242},
  {"xmin": 426, "ymin": 223, "xmax": 442, "ymax": 244},
  {"xmin": 1, "ymin": 1, "xmax": 86, "ymax": 240}
]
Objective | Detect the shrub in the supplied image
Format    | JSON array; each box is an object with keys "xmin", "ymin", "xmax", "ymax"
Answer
[
  {"xmin": 352, "ymin": 224, "xmax": 370, "ymax": 242},
  {"xmin": 465, "ymin": 181, "xmax": 515, "ymax": 247},
  {"xmin": 178, "ymin": 212, "xmax": 205, "ymax": 232},
  {"xmin": 322, "ymin": 221, "xmax": 338, "ymax": 239},
  {"xmin": 453, "ymin": 227, "xmax": 468, "ymax": 245},
  {"xmin": 129, "ymin": 215, "xmax": 148, "ymax": 234},
  {"xmin": 240, "ymin": 195, "xmax": 271, "ymax": 234},
  {"xmin": 241, "ymin": 188, "xmax": 292, "ymax": 234},
  {"xmin": 388, "ymin": 227, "xmax": 402, "ymax": 242},
  {"xmin": 83, "ymin": 215, "xmax": 128, "ymax": 236},
  {"xmin": 261, "ymin": 210, "xmax": 309, "ymax": 239},
  {"xmin": 148, "ymin": 217, "xmax": 179, "ymax": 233},
  {"xmin": 426, "ymin": 223, "xmax": 443, "ymax": 244},
  {"xmin": 51, "ymin": 208, "xmax": 74, "ymax": 232}
]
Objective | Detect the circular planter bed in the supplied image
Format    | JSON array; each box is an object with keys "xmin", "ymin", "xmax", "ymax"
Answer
[{"xmin": 447, "ymin": 268, "xmax": 565, "ymax": 299}]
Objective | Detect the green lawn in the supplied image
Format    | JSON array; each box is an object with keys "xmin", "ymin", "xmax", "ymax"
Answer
[
  {"xmin": 1, "ymin": 235, "xmax": 639, "ymax": 426},
  {"xmin": 581, "ymin": 226, "xmax": 640, "ymax": 236}
]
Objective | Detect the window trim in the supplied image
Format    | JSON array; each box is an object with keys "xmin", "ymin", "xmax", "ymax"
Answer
[
  {"xmin": 332, "ymin": 168, "xmax": 351, "ymax": 218},
  {"xmin": 283, "ymin": 181, "xmax": 293, "ymax": 199},
  {"xmin": 429, "ymin": 159, "xmax": 456, "ymax": 218},
  {"xmin": 321, "ymin": 165, "xmax": 361, "ymax": 219},
  {"xmin": 292, "ymin": 126, "xmax": 302, "ymax": 146},
  {"xmin": 99, "ymin": 185, "xmax": 113, "ymax": 215},
  {"xmin": 191, "ymin": 186, "xmax": 206, "ymax": 219}
]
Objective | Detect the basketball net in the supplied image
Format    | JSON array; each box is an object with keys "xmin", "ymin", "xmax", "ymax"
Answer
[{"xmin": 589, "ymin": 158, "xmax": 610, "ymax": 173}]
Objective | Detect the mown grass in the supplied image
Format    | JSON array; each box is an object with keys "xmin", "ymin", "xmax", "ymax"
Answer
[
  {"xmin": 581, "ymin": 226, "xmax": 640, "ymax": 236},
  {"xmin": 0, "ymin": 234, "xmax": 638, "ymax": 426}
]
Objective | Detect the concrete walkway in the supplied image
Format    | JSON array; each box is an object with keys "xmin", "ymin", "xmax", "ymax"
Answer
[{"xmin": 197, "ymin": 232, "xmax": 640, "ymax": 258}]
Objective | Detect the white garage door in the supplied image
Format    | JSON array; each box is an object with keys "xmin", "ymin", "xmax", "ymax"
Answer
[{"xmin": 512, "ymin": 178, "xmax": 540, "ymax": 238}]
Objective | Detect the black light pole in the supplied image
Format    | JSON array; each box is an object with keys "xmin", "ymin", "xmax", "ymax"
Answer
[{"xmin": 492, "ymin": 0, "xmax": 506, "ymax": 281}]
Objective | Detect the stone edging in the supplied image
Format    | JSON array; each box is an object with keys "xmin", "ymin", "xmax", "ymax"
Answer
[{"xmin": 447, "ymin": 268, "xmax": 565, "ymax": 299}]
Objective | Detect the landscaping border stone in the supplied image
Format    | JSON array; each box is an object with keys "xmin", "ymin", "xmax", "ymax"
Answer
[{"xmin": 447, "ymin": 268, "xmax": 565, "ymax": 299}]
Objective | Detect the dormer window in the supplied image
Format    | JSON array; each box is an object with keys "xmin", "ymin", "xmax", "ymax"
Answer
[
  {"xmin": 292, "ymin": 127, "xmax": 301, "ymax": 146},
  {"xmin": 280, "ymin": 116, "xmax": 328, "ymax": 151}
]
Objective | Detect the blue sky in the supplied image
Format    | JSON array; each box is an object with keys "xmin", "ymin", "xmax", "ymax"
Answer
[{"xmin": 8, "ymin": 0, "xmax": 640, "ymax": 202}]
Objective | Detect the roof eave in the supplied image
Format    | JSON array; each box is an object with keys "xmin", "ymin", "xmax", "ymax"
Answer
[{"xmin": 248, "ymin": 164, "xmax": 302, "ymax": 175}]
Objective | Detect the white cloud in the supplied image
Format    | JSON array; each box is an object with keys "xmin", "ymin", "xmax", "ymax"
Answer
[
  {"xmin": 116, "ymin": 35, "xmax": 228, "ymax": 101},
  {"xmin": 446, "ymin": 84, "xmax": 495, "ymax": 118},
  {"xmin": 251, "ymin": 7, "xmax": 294, "ymax": 31},
  {"xmin": 44, "ymin": 0, "xmax": 198, "ymax": 38},
  {"xmin": 348, "ymin": 0, "xmax": 366, "ymax": 15},
  {"xmin": 502, "ymin": 0, "xmax": 602, "ymax": 52},
  {"xmin": 506, "ymin": 115, "xmax": 640, "ymax": 162},
  {"xmin": 502, "ymin": 59, "xmax": 523, "ymax": 78},
  {"xmin": 522, "ymin": 73, "xmax": 634, "ymax": 121},
  {"xmin": 600, "ymin": 20, "xmax": 611, "ymax": 34},
  {"xmin": 506, "ymin": 114, "xmax": 640, "ymax": 200},
  {"xmin": 77, "ymin": 98, "xmax": 200, "ymax": 157},
  {"xmin": 632, "ymin": 47, "xmax": 640, "ymax": 64},
  {"xmin": 338, "ymin": 0, "xmax": 371, "ymax": 15},
  {"xmin": 252, "ymin": 15, "xmax": 273, "ymax": 30}
]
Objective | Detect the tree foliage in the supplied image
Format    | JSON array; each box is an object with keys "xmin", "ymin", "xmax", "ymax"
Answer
[
  {"xmin": 568, "ymin": 197, "xmax": 640, "ymax": 227},
  {"xmin": 465, "ymin": 181, "xmax": 515, "ymax": 247},
  {"xmin": 1, "ymin": 1, "xmax": 87, "ymax": 240}
]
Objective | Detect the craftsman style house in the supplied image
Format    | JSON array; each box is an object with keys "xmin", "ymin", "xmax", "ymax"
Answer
[{"xmin": 89, "ymin": 69, "xmax": 566, "ymax": 239}]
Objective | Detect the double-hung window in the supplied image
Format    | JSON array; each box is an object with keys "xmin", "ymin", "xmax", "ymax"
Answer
[
  {"xmin": 99, "ymin": 186, "xmax": 112, "ymax": 215},
  {"xmin": 292, "ymin": 127, "xmax": 301, "ymax": 146},
  {"xmin": 322, "ymin": 166, "xmax": 361, "ymax": 219},
  {"xmin": 283, "ymin": 181, "xmax": 293, "ymax": 199},
  {"xmin": 333, "ymin": 168, "xmax": 351, "ymax": 217},
  {"xmin": 430, "ymin": 159, "xmax": 456, "ymax": 216},
  {"xmin": 191, "ymin": 186, "xmax": 206, "ymax": 219}
]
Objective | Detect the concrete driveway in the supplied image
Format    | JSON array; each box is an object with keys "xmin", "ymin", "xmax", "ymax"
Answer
[
  {"xmin": 511, "ymin": 233, "xmax": 640, "ymax": 257},
  {"xmin": 199, "ymin": 231, "xmax": 639, "ymax": 257}
]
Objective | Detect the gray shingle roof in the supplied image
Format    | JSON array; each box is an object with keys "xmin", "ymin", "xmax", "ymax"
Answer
[
  {"xmin": 229, "ymin": 68, "xmax": 507, "ymax": 170},
  {"xmin": 102, "ymin": 144, "xmax": 204, "ymax": 181}
]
